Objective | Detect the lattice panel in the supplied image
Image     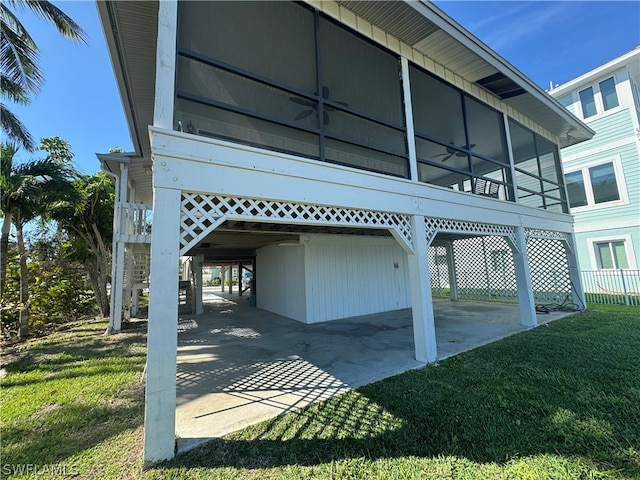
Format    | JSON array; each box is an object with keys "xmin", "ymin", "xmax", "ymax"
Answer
[
  {"xmin": 428, "ymin": 245, "xmax": 450, "ymax": 298},
  {"xmin": 452, "ymin": 236, "xmax": 518, "ymax": 303},
  {"xmin": 526, "ymin": 236, "xmax": 572, "ymax": 305},
  {"xmin": 425, "ymin": 217, "xmax": 517, "ymax": 250},
  {"xmin": 123, "ymin": 250, "xmax": 150, "ymax": 287},
  {"xmin": 180, "ymin": 193, "xmax": 413, "ymax": 255},
  {"xmin": 525, "ymin": 228, "xmax": 569, "ymax": 242}
]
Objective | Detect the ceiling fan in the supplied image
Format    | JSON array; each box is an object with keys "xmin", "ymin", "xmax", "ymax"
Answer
[
  {"xmin": 432, "ymin": 142, "xmax": 476, "ymax": 162},
  {"xmin": 290, "ymin": 85, "xmax": 348, "ymax": 126}
]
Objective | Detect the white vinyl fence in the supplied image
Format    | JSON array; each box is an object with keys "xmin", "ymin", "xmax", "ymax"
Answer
[{"xmin": 581, "ymin": 269, "xmax": 640, "ymax": 306}]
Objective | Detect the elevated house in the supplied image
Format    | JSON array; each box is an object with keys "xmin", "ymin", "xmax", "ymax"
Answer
[
  {"xmin": 97, "ymin": 0, "xmax": 593, "ymax": 462},
  {"xmin": 549, "ymin": 48, "xmax": 640, "ymax": 300}
]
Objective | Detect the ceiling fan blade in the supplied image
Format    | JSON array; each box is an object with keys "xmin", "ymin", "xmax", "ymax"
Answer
[
  {"xmin": 323, "ymin": 112, "xmax": 330, "ymax": 125},
  {"xmin": 432, "ymin": 153, "xmax": 447, "ymax": 158},
  {"xmin": 290, "ymin": 97, "xmax": 314, "ymax": 107},
  {"xmin": 322, "ymin": 85, "xmax": 330, "ymax": 99},
  {"xmin": 441, "ymin": 153, "xmax": 454, "ymax": 162},
  {"xmin": 295, "ymin": 110, "xmax": 314, "ymax": 120}
]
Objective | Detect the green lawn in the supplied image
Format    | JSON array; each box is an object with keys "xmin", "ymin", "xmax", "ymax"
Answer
[{"xmin": 2, "ymin": 306, "xmax": 639, "ymax": 479}]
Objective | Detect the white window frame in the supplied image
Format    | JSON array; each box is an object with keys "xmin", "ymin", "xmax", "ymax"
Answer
[
  {"xmin": 587, "ymin": 234, "xmax": 637, "ymax": 270},
  {"xmin": 574, "ymin": 74, "xmax": 623, "ymax": 120},
  {"xmin": 564, "ymin": 155, "xmax": 629, "ymax": 212}
]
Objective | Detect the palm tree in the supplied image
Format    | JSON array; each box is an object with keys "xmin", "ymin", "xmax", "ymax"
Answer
[
  {"xmin": 1, "ymin": 141, "xmax": 77, "ymax": 337},
  {"xmin": 1, "ymin": 1, "xmax": 87, "ymax": 151}
]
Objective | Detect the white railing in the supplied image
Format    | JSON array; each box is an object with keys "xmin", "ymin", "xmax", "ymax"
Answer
[
  {"xmin": 581, "ymin": 269, "xmax": 640, "ymax": 306},
  {"xmin": 118, "ymin": 202, "xmax": 152, "ymax": 242}
]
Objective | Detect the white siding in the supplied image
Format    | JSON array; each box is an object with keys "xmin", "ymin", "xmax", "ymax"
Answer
[
  {"xmin": 303, "ymin": 234, "xmax": 411, "ymax": 323},
  {"xmin": 256, "ymin": 244, "xmax": 306, "ymax": 322}
]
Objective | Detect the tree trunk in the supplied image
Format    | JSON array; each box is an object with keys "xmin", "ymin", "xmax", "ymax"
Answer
[
  {"xmin": 85, "ymin": 257, "xmax": 110, "ymax": 317},
  {"xmin": 16, "ymin": 224, "xmax": 30, "ymax": 339},
  {"xmin": 1, "ymin": 213, "xmax": 12, "ymax": 298}
]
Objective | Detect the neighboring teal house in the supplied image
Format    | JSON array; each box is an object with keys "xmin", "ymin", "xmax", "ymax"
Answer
[{"xmin": 550, "ymin": 47, "xmax": 640, "ymax": 300}]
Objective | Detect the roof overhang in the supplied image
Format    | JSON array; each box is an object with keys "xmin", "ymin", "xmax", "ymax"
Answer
[{"xmin": 97, "ymin": 0, "xmax": 594, "ymax": 162}]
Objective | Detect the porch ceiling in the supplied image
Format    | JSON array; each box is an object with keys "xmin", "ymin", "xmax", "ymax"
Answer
[{"xmin": 97, "ymin": 0, "xmax": 593, "ymax": 170}]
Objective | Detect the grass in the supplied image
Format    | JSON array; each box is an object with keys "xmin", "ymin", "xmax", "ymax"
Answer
[{"xmin": 1, "ymin": 305, "xmax": 639, "ymax": 479}]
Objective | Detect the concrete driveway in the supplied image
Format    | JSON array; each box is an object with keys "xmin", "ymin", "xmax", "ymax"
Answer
[{"xmin": 175, "ymin": 287, "xmax": 574, "ymax": 451}]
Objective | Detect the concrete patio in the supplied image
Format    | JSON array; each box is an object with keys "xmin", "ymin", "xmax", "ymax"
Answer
[{"xmin": 175, "ymin": 287, "xmax": 575, "ymax": 451}]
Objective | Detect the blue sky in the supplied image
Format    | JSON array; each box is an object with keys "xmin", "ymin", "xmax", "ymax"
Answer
[{"xmin": 9, "ymin": 1, "xmax": 640, "ymax": 175}]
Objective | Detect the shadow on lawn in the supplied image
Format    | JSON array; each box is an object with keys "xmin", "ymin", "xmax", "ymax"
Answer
[{"xmin": 157, "ymin": 311, "xmax": 640, "ymax": 476}]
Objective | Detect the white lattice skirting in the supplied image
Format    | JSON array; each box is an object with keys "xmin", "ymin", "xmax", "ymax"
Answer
[
  {"xmin": 424, "ymin": 217, "xmax": 518, "ymax": 250},
  {"xmin": 180, "ymin": 193, "xmax": 413, "ymax": 255}
]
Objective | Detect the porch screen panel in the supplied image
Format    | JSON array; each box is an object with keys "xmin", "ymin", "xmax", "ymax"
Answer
[
  {"xmin": 179, "ymin": 1, "xmax": 316, "ymax": 93},
  {"xmin": 325, "ymin": 139, "xmax": 408, "ymax": 177},
  {"xmin": 177, "ymin": 57, "xmax": 320, "ymax": 132},
  {"xmin": 410, "ymin": 66, "xmax": 466, "ymax": 148},
  {"xmin": 318, "ymin": 16, "xmax": 408, "ymax": 176},
  {"xmin": 509, "ymin": 119, "xmax": 568, "ymax": 213},
  {"xmin": 175, "ymin": 99, "xmax": 320, "ymax": 158},
  {"xmin": 176, "ymin": 1, "xmax": 320, "ymax": 158},
  {"xmin": 465, "ymin": 96, "xmax": 509, "ymax": 165},
  {"xmin": 177, "ymin": 1, "xmax": 409, "ymax": 179},
  {"xmin": 319, "ymin": 18, "xmax": 403, "ymax": 126}
]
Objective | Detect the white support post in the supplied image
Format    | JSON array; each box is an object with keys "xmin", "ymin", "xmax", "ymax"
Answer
[
  {"xmin": 228, "ymin": 266, "xmax": 232, "ymax": 294},
  {"xmin": 194, "ymin": 255, "xmax": 204, "ymax": 315},
  {"xmin": 143, "ymin": 187, "xmax": 181, "ymax": 463},
  {"xmin": 112, "ymin": 242, "xmax": 126, "ymax": 332},
  {"xmin": 124, "ymin": 247, "xmax": 134, "ymax": 321},
  {"xmin": 565, "ymin": 233, "xmax": 586, "ymax": 309},
  {"xmin": 132, "ymin": 287, "xmax": 140, "ymax": 317},
  {"xmin": 408, "ymin": 215, "xmax": 437, "ymax": 363},
  {"xmin": 153, "ymin": 0, "xmax": 178, "ymax": 130},
  {"xmin": 445, "ymin": 242, "xmax": 459, "ymax": 301},
  {"xmin": 510, "ymin": 226, "xmax": 537, "ymax": 328}
]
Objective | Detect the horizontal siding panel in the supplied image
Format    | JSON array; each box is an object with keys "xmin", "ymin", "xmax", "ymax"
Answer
[{"xmin": 562, "ymin": 109, "xmax": 634, "ymax": 156}]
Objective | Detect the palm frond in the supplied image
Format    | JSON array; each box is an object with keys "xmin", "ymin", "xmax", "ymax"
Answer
[
  {"xmin": 7, "ymin": 1, "xmax": 88, "ymax": 44},
  {"xmin": 1, "ymin": 74, "xmax": 30, "ymax": 104},
  {"xmin": 0, "ymin": 104, "xmax": 35, "ymax": 151},
  {"xmin": 1, "ymin": 7, "xmax": 43, "ymax": 93}
]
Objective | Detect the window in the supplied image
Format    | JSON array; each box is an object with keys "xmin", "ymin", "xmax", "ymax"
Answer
[
  {"xmin": 579, "ymin": 87, "xmax": 597, "ymax": 118},
  {"xmin": 564, "ymin": 160, "xmax": 624, "ymax": 210},
  {"xmin": 599, "ymin": 77, "xmax": 619, "ymax": 111},
  {"xmin": 595, "ymin": 241, "xmax": 629, "ymax": 269},
  {"xmin": 573, "ymin": 76, "xmax": 620, "ymax": 119},
  {"xmin": 564, "ymin": 171, "xmax": 588, "ymax": 208}
]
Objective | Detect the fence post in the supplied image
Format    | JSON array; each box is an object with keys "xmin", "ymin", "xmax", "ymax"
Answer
[{"xmin": 620, "ymin": 269, "xmax": 630, "ymax": 306}]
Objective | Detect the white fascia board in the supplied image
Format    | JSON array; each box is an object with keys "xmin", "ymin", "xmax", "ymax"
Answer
[
  {"xmin": 149, "ymin": 127, "xmax": 576, "ymax": 233},
  {"xmin": 411, "ymin": 1, "xmax": 594, "ymax": 141},
  {"xmin": 549, "ymin": 47, "xmax": 640, "ymax": 97}
]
